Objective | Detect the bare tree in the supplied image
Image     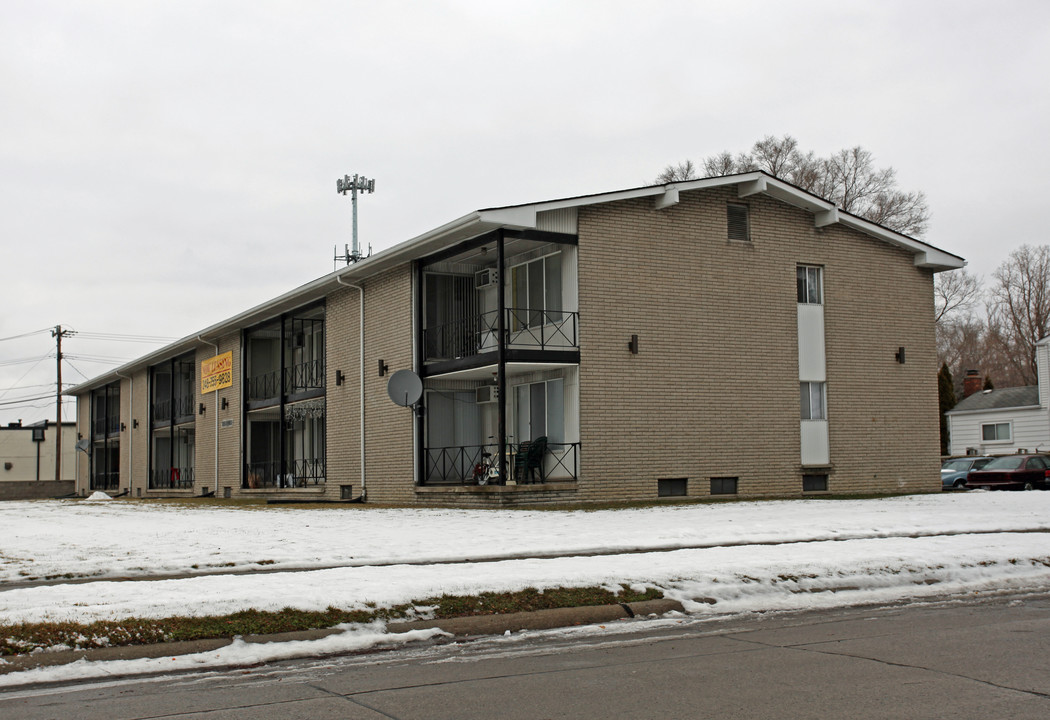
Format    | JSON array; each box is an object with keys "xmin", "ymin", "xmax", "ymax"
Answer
[
  {"xmin": 657, "ymin": 135, "xmax": 931, "ymax": 236},
  {"xmin": 986, "ymin": 245, "xmax": 1050, "ymax": 385},
  {"xmin": 702, "ymin": 151, "xmax": 736, "ymax": 177},
  {"xmin": 655, "ymin": 159, "xmax": 698, "ymax": 183},
  {"xmin": 934, "ymin": 269, "xmax": 982, "ymax": 324}
]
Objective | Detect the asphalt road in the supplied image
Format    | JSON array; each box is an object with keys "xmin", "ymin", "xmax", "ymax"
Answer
[{"xmin": 3, "ymin": 591, "xmax": 1050, "ymax": 719}]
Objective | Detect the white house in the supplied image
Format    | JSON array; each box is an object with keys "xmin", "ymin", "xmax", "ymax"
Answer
[{"xmin": 946, "ymin": 339, "xmax": 1050, "ymax": 456}]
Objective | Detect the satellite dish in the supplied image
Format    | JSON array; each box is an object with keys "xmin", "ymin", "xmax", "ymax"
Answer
[
  {"xmin": 387, "ymin": 369, "xmax": 423, "ymax": 407},
  {"xmin": 75, "ymin": 438, "xmax": 91, "ymax": 454}
]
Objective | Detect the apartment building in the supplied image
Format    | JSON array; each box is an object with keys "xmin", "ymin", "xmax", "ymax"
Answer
[{"xmin": 69, "ymin": 172, "xmax": 964, "ymax": 505}]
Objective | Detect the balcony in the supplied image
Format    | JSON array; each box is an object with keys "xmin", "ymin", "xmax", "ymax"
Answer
[
  {"xmin": 247, "ymin": 359, "xmax": 325, "ymax": 405},
  {"xmin": 150, "ymin": 466, "xmax": 195, "ymax": 490},
  {"xmin": 152, "ymin": 395, "xmax": 196, "ymax": 425},
  {"xmin": 424, "ymin": 441, "xmax": 580, "ymax": 485},
  {"xmin": 423, "ymin": 308, "xmax": 579, "ymax": 364},
  {"xmin": 244, "ymin": 459, "xmax": 326, "ymax": 488}
]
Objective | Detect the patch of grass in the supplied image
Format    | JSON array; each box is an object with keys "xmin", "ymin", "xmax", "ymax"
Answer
[
  {"xmin": 423, "ymin": 585, "xmax": 662, "ymax": 618},
  {"xmin": 0, "ymin": 585, "xmax": 662, "ymax": 657}
]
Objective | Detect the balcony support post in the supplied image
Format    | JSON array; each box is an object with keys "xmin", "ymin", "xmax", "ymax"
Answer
[{"xmin": 497, "ymin": 230, "xmax": 508, "ymax": 484}]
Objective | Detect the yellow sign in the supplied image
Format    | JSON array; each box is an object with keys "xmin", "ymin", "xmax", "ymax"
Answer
[{"xmin": 201, "ymin": 351, "xmax": 233, "ymax": 394}]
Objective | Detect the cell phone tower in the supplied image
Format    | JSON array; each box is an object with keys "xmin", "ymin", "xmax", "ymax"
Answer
[{"xmin": 335, "ymin": 173, "xmax": 375, "ymax": 266}]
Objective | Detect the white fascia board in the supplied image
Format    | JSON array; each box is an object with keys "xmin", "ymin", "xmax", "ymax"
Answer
[
  {"xmin": 476, "ymin": 206, "xmax": 538, "ymax": 228},
  {"xmin": 835, "ymin": 214, "xmax": 965, "ymax": 271},
  {"xmin": 945, "ymin": 404, "xmax": 1041, "ymax": 417}
]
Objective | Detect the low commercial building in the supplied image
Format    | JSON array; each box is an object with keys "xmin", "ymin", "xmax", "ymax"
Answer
[
  {"xmin": 0, "ymin": 420, "xmax": 76, "ymax": 499},
  {"xmin": 69, "ymin": 171, "xmax": 964, "ymax": 505}
]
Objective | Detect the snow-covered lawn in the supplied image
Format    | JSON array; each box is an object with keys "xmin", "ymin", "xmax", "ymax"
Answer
[
  {"xmin": 2, "ymin": 492, "xmax": 1050, "ymax": 687},
  {"xmin": 1, "ymin": 492, "xmax": 1049, "ymax": 627},
  {"xmin": 4, "ymin": 492, "xmax": 1050, "ymax": 583}
]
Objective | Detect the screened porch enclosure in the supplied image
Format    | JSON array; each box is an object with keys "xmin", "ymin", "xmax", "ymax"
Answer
[
  {"xmin": 421, "ymin": 235, "xmax": 579, "ymax": 367},
  {"xmin": 422, "ymin": 366, "xmax": 579, "ymax": 485},
  {"xmin": 242, "ymin": 302, "xmax": 326, "ymax": 489}
]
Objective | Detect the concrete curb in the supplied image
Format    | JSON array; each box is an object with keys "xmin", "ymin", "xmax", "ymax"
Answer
[{"xmin": 0, "ymin": 599, "xmax": 685, "ymax": 677}]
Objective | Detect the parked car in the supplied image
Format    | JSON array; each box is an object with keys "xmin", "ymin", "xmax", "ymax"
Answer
[
  {"xmin": 941, "ymin": 456, "xmax": 995, "ymax": 490},
  {"xmin": 964, "ymin": 454, "xmax": 1050, "ymax": 491}
]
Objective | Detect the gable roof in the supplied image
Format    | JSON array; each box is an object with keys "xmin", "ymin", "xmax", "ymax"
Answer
[
  {"xmin": 947, "ymin": 386, "xmax": 1041, "ymax": 414},
  {"xmin": 68, "ymin": 171, "xmax": 964, "ymax": 394}
]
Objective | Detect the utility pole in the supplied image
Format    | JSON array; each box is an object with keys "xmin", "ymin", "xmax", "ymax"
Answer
[{"xmin": 52, "ymin": 325, "xmax": 73, "ymax": 481}]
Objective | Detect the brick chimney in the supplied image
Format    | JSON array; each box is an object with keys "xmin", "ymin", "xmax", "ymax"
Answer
[{"xmin": 962, "ymin": 369, "xmax": 983, "ymax": 399}]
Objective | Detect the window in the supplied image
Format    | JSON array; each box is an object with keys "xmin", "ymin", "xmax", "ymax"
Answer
[
  {"xmin": 658, "ymin": 478, "xmax": 687, "ymax": 497},
  {"xmin": 710, "ymin": 477, "xmax": 738, "ymax": 495},
  {"xmin": 800, "ymin": 382, "xmax": 826, "ymax": 420},
  {"xmin": 803, "ymin": 473, "xmax": 828, "ymax": 492},
  {"xmin": 981, "ymin": 422, "xmax": 1011, "ymax": 442},
  {"xmin": 513, "ymin": 379, "xmax": 563, "ymax": 443},
  {"xmin": 727, "ymin": 203, "xmax": 750, "ymax": 241},
  {"xmin": 797, "ymin": 266, "xmax": 822, "ymax": 304},
  {"xmin": 510, "ymin": 253, "xmax": 563, "ymax": 330}
]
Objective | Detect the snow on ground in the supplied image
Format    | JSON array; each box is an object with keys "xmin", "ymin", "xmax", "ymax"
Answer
[
  {"xmin": 3, "ymin": 492, "xmax": 1050, "ymax": 583},
  {"xmin": 2, "ymin": 492, "xmax": 1050, "ymax": 687}
]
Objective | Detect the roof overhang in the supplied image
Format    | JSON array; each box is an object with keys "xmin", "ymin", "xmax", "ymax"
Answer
[{"xmin": 68, "ymin": 171, "xmax": 964, "ymax": 395}]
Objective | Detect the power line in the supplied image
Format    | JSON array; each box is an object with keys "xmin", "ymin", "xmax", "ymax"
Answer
[
  {"xmin": 72, "ymin": 331, "xmax": 176, "ymax": 343},
  {"xmin": 0, "ymin": 328, "xmax": 53, "ymax": 343},
  {"xmin": 0, "ymin": 354, "xmax": 53, "ymax": 367}
]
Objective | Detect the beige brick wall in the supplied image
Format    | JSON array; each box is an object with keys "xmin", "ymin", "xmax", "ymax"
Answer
[
  {"xmin": 123, "ymin": 368, "xmax": 150, "ymax": 495},
  {"xmin": 196, "ymin": 333, "xmax": 242, "ymax": 497},
  {"xmin": 75, "ymin": 392, "xmax": 90, "ymax": 494},
  {"xmin": 359, "ymin": 266, "xmax": 416, "ymax": 503},
  {"xmin": 326, "ymin": 286, "xmax": 362, "ymax": 499},
  {"xmin": 574, "ymin": 187, "xmax": 940, "ymax": 501}
]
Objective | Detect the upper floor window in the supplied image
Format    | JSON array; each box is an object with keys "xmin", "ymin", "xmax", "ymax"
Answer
[
  {"xmin": 727, "ymin": 203, "xmax": 750, "ymax": 242},
  {"xmin": 510, "ymin": 253, "xmax": 563, "ymax": 330},
  {"xmin": 800, "ymin": 381, "xmax": 826, "ymax": 420},
  {"xmin": 797, "ymin": 265, "xmax": 823, "ymax": 304}
]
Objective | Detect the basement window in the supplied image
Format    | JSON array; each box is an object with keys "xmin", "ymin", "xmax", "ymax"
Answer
[
  {"xmin": 802, "ymin": 473, "xmax": 828, "ymax": 492},
  {"xmin": 727, "ymin": 203, "xmax": 750, "ymax": 242},
  {"xmin": 710, "ymin": 477, "xmax": 738, "ymax": 495},
  {"xmin": 658, "ymin": 478, "xmax": 688, "ymax": 497}
]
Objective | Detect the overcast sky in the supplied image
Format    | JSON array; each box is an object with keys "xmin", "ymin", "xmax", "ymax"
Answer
[{"xmin": 2, "ymin": 0, "xmax": 1048, "ymax": 426}]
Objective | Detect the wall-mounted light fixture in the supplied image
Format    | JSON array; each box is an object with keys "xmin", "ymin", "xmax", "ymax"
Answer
[
  {"xmin": 132, "ymin": 419, "xmax": 139, "ymax": 429},
  {"xmin": 120, "ymin": 422, "xmax": 127, "ymax": 432},
  {"xmin": 335, "ymin": 370, "xmax": 345, "ymax": 386},
  {"xmin": 221, "ymin": 397, "xmax": 229, "ymax": 410},
  {"xmin": 628, "ymin": 334, "xmax": 639, "ymax": 354},
  {"xmin": 199, "ymin": 403, "xmax": 206, "ymax": 416},
  {"xmin": 895, "ymin": 346, "xmax": 906, "ymax": 364},
  {"xmin": 378, "ymin": 359, "xmax": 389, "ymax": 376}
]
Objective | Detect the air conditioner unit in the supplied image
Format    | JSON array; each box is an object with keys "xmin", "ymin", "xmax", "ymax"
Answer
[
  {"xmin": 475, "ymin": 268, "xmax": 498, "ymax": 289},
  {"xmin": 476, "ymin": 385, "xmax": 499, "ymax": 404}
]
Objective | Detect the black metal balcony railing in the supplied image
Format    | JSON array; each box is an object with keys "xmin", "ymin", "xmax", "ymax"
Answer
[
  {"xmin": 90, "ymin": 471, "xmax": 120, "ymax": 491},
  {"xmin": 423, "ymin": 308, "xmax": 579, "ymax": 362},
  {"xmin": 247, "ymin": 360, "xmax": 325, "ymax": 402},
  {"xmin": 93, "ymin": 416, "xmax": 121, "ymax": 436},
  {"xmin": 244, "ymin": 459, "xmax": 325, "ymax": 488},
  {"xmin": 149, "ymin": 466, "xmax": 195, "ymax": 490},
  {"xmin": 247, "ymin": 370, "xmax": 281, "ymax": 402},
  {"xmin": 285, "ymin": 359, "xmax": 325, "ymax": 395},
  {"xmin": 152, "ymin": 396, "xmax": 196, "ymax": 424},
  {"xmin": 423, "ymin": 442, "xmax": 580, "ymax": 485}
]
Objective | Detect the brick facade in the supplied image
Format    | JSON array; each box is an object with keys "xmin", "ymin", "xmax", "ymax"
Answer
[
  {"xmin": 575, "ymin": 188, "xmax": 939, "ymax": 500},
  {"xmin": 70, "ymin": 175, "xmax": 950, "ymax": 505}
]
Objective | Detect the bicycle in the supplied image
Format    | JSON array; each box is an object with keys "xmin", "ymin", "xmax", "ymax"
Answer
[{"xmin": 471, "ymin": 436, "xmax": 510, "ymax": 485}]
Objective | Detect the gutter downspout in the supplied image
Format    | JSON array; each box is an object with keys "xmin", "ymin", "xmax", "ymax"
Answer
[
  {"xmin": 336, "ymin": 275, "xmax": 366, "ymax": 500},
  {"xmin": 115, "ymin": 371, "xmax": 132, "ymax": 494},
  {"xmin": 198, "ymin": 336, "xmax": 220, "ymax": 494}
]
